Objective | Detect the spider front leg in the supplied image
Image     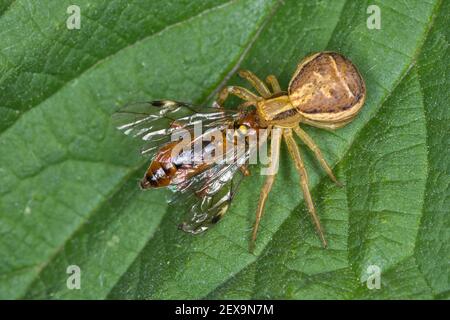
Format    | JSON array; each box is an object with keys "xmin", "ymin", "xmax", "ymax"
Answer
[
  {"xmin": 283, "ymin": 128, "xmax": 327, "ymax": 248},
  {"xmin": 249, "ymin": 127, "xmax": 282, "ymax": 253},
  {"xmin": 239, "ymin": 164, "xmax": 251, "ymax": 176},
  {"xmin": 217, "ymin": 86, "xmax": 259, "ymax": 108},
  {"xmin": 265, "ymin": 75, "xmax": 282, "ymax": 94},
  {"xmin": 293, "ymin": 126, "xmax": 343, "ymax": 187},
  {"xmin": 238, "ymin": 70, "xmax": 272, "ymax": 98}
]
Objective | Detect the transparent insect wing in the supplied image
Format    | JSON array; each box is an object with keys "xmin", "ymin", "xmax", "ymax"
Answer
[
  {"xmin": 113, "ymin": 99, "xmax": 264, "ymax": 234},
  {"xmin": 172, "ymin": 163, "xmax": 246, "ymax": 234},
  {"xmin": 112, "ymin": 100, "xmax": 237, "ymax": 157},
  {"xmin": 170, "ymin": 128, "xmax": 266, "ymax": 234}
]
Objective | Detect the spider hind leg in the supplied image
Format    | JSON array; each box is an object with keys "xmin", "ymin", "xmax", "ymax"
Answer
[
  {"xmin": 249, "ymin": 127, "xmax": 282, "ymax": 253},
  {"xmin": 293, "ymin": 126, "xmax": 343, "ymax": 187},
  {"xmin": 283, "ymin": 128, "xmax": 327, "ymax": 248}
]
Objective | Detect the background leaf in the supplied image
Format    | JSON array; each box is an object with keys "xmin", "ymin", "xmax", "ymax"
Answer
[{"xmin": 0, "ymin": 0, "xmax": 448, "ymax": 299}]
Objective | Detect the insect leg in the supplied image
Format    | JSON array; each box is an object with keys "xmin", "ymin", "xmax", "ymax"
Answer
[
  {"xmin": 238, "ymin": 70, "xmax": 271, "ymax": 98},
  {"xmin": 293, "ymin": 126, "xmax": 343, "ymax": 187},
  {"xmin": 283, "ymin": 128, "xmax": 327, "ymax": 248},
  {"xmin": 265, "ymin": 75, "xmax": 282, "ymax": 93},
  {"xmin": 249, "ymin": 128, "xmax": 282, "ymax": 253},
  {"xmin": 217, "ymin": 86, "xmax": 259, "ymax": 108}
]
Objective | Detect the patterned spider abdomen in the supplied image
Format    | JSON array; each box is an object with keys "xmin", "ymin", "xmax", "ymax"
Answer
[{"xmin": 288, "ymin": 52, "xmax": 366, "ymax": 124}]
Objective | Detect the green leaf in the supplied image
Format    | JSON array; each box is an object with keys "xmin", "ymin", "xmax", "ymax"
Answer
[{"xmin": 0, "ymin": 0, "xmax": 448, "ymax": 299}]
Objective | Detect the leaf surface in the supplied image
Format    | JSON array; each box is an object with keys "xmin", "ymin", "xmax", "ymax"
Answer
[{"xmin": 0, "ymin": 0, "xmax": 448, "ymax": 299}]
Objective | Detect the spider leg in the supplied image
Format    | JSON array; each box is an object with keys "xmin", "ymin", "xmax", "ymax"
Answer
[
  {"xmin": 283, "ymin": 128, "xmax": 327, "ymax": 248},
  {"xmin": 249, "ymin": 127, "xmax": 282, "ymax": 253},
  {"xmin": 238, "ymin": 70, "xmax": 272, "ymax": 98},
  {"xmin": 293, "ymin": 126, "xmax": 342, "ymax": 187},
  {"xmin": 265, "ymin": 75, "xmax": 282, "ymax": 93},
  {"xmin": 217, "ymin": 86, "xmax": 259, "ymax": 108},
  {"xmin": 239, "ymin": 165, "xmax": 251, "ymax": 176}
]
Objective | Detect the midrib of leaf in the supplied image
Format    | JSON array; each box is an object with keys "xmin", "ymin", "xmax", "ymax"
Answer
[
  {"xmin": 0, "ymin": 0, "xmax": 234, "ymax": 133},
  {"xmin": 205, "ymin": 0, "xmax": 281, "ymax": 103},
  {"xmin": 0, "ymin": 0, "xmax": 15, "ymax": 17},
  {"xmin": 16, "ymin": 0, "xmax": 281, "ymax": 299}
]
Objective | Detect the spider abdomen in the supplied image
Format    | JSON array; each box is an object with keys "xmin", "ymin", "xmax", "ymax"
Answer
[{"xmin": 288, "ymin": 52, "xmax": 366, "ymax": 124}]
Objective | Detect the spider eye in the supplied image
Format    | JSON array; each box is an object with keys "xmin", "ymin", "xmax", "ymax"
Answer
[{"xmin": 238, "ymin": 125, "xmax": 248, "ymax": 135}]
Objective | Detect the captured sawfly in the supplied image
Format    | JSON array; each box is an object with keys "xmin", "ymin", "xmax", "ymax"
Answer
[{"xmin": 113, "ymin": 52, "xmax": 366, "ymax": 252}]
